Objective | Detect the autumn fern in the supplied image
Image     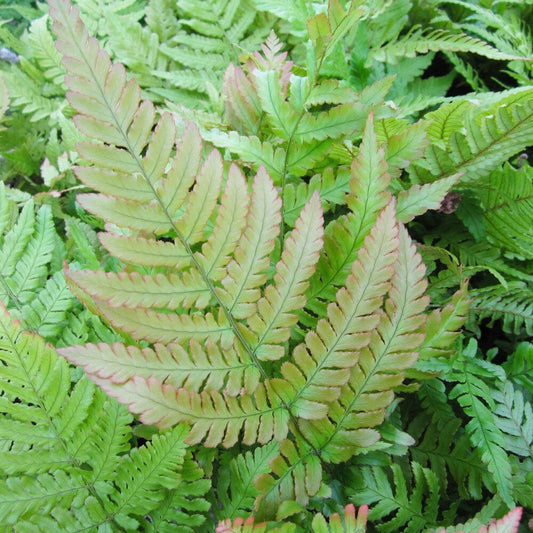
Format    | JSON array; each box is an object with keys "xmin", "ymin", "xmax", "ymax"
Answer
[{"xmin": 43, "ymin": 1, "xmax": 467, "ymax": 522}]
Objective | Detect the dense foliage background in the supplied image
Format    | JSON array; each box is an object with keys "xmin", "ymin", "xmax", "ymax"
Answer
[{"xmin": 0, "ymin": 0, "xmax": 532, "ymax": 531}]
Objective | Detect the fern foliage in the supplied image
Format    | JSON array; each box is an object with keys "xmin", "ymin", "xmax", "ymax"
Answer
[
  {"xmin": 44, "ymin": 0, "xmax": 468, "ymax": 522},
  {"xmin": 0, "ymin": 305, "xmax": 209, "ymax": 530},
  {"xmin": 1, "ymin": 0, "xmax": 532, "ymax": 529}
]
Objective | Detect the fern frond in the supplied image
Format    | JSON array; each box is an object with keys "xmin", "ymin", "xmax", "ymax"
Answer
[
  {"xmin": 410, "ymin": 377, "xmax": 496, "ymax": 500},
  {"xmin": 219, "ymin": 167, "xmax": 282, "ymax": 319},
  {"xmin": 247, "ymin": 192, "xmax": 323, "ymax": 361},
  {"xmin": 304, "ymin": 113, "xmax": 392, "ymax": 323},
  {"xmin": 414, "ymin": 91, "xmax": 533, "ymax": 183},
  {"xmin": 0, "ymin": 470, "xmax": 89, "ymax": 523},
  {"xmin": 9, "ymin": 204, "xmax": 56, "ymax": 305},
  {"xmin": 373, "ymin": 28, "xmax": 531, "ymax": 64},
  {"xmin": 477, "ymin": 163, "xmax": 533, "ymax": 259},
  {"xmin": 468, "ymin": 283, "xmax": 533, "ymax": 337},
  {"xmin": 90, "ymin": 376, "xmax": 288, "ymax": 447},
  {"xmin": 301, "ymin": 224, "xmax": 428, "ymax": 462},
  {"xmin": 144, "ymin": 451, "xmax": 211, "ymax": 532},
  {"xmin": 492, "ymin": 381, "xmax": 533, "ymax": 459},
  {"xmin": 27, "ymin": 15, "xmax": 66, "ymax": 86},
  {"xmin": 21, "ymin": 270, "xmax": 75, "ymax": 340},
  {"xmin": 348, "ymin": 462, "xmax": 443, "ymax": 533},
  {"xmin": 417, "ymin": 283, "xmax": 470, "ymax": 361},
  {"xmin": 255, "ymin": 437, "xmax": 325, "ymax": 520},
  {"xmin": 60, "ymin": 339, "xmax": 260, "ymax": 396},
  {"xmin": 109, "ymin": 425, "xmax": 189, "ymax": 524},
  {"xmin": 284, "ymin": 202, "xmax": 399, "ymax": 420},
  {"xmin": 503, "ymin": 342, "xmax": 533, "ymax": 394},
  {"xmin": 447, "ymin": 340, "xmax": 514, "ymax": 508},
  {"xmin": 0, "ymin": 199, "xmax": 35, "ymax": 294},
  {"xmin": 396, "ymin": 173, "xmax": 462, "ymax": 223},
  {"xmin": 217, "ymin": 441, "xmax": 279, "ymax": 519}
]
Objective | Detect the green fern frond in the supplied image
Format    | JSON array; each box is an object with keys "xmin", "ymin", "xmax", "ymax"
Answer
[
  {"xmin": 446, "ymin": 340, "xmax": 514, "ymax": 508},
  {"xmin": 468, "ymin": 283, "xmax": 533, "ymax": 337},
  {"xmin": 143, "ymin": 451, "xmax": 211, "ymax": 532},
  {"xmin": 255, "ymin": 437, "xmax": 326, "ymax": 520},
  {"xmin": 492, "ymin": 381, "xmax": 533, "ymax": 459},
  {"xmin": 409, "ymin": 386, "xmax": 489, "ymax": 500},
  {"xmin": 217, "ymin": 441, "xmax": 279, "ymax": 519},
  {"xmin": 0, "ymin": 305, "xmax": 197, "ymax": 529},
  {"xmin": 476, "ymin": 163, "xmax": 533, "ymax": 259},
  {"xmin": 27, "ymin": 15, "xmax": 66, "ymax": 86},
  {"xmin": 108, "ymin": 425, "xmax": 189, "ymax": 526},
  {"xmin": 347, "ymin": 462, "xmax": 444, "ymax": 533},
  {"xmin": 413, "ymin": 91, "xmax": 533, "ymax": 184},
  {"xmin": 503, "ymin": 342, "xmax": 533, "ymax": 394},
  {"xmin": 373, "ymin": 28, "xmax": 531, "ymax": 64}
]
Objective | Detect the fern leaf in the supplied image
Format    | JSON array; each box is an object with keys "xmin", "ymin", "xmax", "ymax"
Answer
[
  {"xmin": 90, "ymin": 376, "xmax": 288, "ymax": 447},
  {"xmin": 477, "ymin": 163, "xmax": 533, "ymax": 259},
  {"xmin": 9, "ymin": 205, "xmax": 60, "ymax": 305},
  {"xmin": 373, "ymin": 28, "xmax": 530, "ymax": 64},
  {"xmin": 417, "ymin": 283, "xmax": 470, "ymax": 361},
  {"xmin": 220, "ymin": 167, "xmax": 282, "ymax": 319},
  {"xmin": 0, "ymin": 470, "xmax": 88, "ymax": 523},
  {"xmin": 468, "ymin": 283, "xmax": 533, "ymax": 337},
  {"xmin": 302, "ymin": 223, "xmax": 428, "ymax": 462},
  {"xmin": 396, "ymin": 173, "xmax": 462, "ymax": 223},
  {"xmin": 0, "ymin": 200, "xmax": 35, "ymax": 289},
  {"xmin": 492, "ymin": 381, "xmax": 533, "ymax": 459},
  {"xmin": 110, "ymin": 425, "xmax": 189, "ymax": 523},
  {"xmin": 21, "ymin": 270, "xmax": 75, "ymax": 340},
  {"xmin": 247, "ymin": 192, "xmax": 323, "ymax": 361},
  {"xmin": 66, "ymin": 268, "xmax": 211, "ymax": 310},
  {"xmin": 197, "ymin": 164, "xmax": 249, "ymax": 281},
  {"xmin": 348, "ymin": 462, "xmax": 443, "ymax": 532},
  {"xmin": 203, "ymin": 129, "xmax": 287, "ymax": 181},
  {"xmin": 217, "ymin": 441, "xmax": 280, "ymax": 519},
  {"xmin": 255, "ymin": 437, "xmax": 325, "ymax": 520},
  {"xmin": 305, "ymin": 113, "xmax": 392, "ymax": 322},
  {"xmin": 65, "ymin": 295, "xmax": 232, "ymax": 344},
  {"xmin": 59, "ymin": 339, "xmax": 260, "ymax": 396},
  {"xmin": 448, "ymin": 340, "xmax": 514, "ymax": 508},
  {"xmin": 78, "ymin": 397, "xmax": 133, "ymax": 481},
  {"xmin": 99, "ymin": 233, "xmax": 190, "ymax": 268},
  {"xmin": 503, "ymin": 342, "xmax": 533, "ymax": 394},
  {"xmin": 284, "ymin": 202, "xmax": 399, "ymax": 420},
  {"xmin": 144, "ymin": 451, "xmax": 210, "ymax": 532},
  {"xmin": 416, "ymin": 93, "xmax": 533, "ymax": 183},
  {"xmin": 0, "ymin": 304, "xmax": 70, "ymax": 419}
]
